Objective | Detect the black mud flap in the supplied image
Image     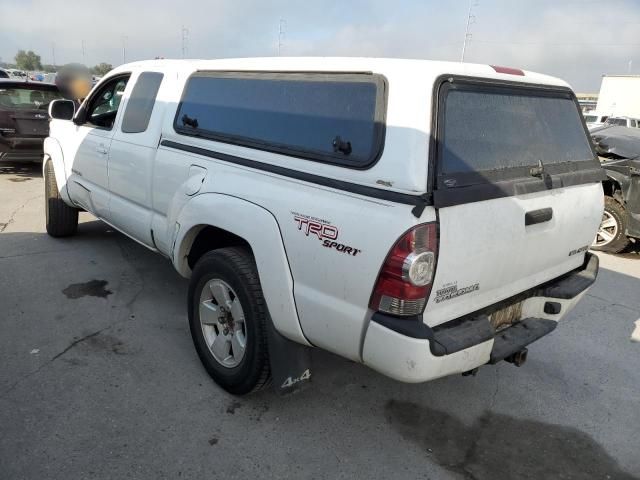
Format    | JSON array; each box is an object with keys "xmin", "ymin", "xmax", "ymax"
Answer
[
  {"xmin": 626, "ymin": 163, "xmax": 640, "ymax": 238},
  {"xmin": 266, "ymin": 315, "xmax": 312, "ymax": 395}
]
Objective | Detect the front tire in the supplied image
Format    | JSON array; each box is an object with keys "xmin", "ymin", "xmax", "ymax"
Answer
[
  {"xmin": 44, "ymin": 161, "xmax": 78, "ymax": 237},
  {"xmin": 592, "ymin": 196, "xmax": 630, "ymax": 253},
  {"xmin": 188, "ymin": 247, "xmax": 271, "ymax": 395}
]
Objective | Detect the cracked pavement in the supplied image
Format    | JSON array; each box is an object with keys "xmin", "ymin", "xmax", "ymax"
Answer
[{"xmin": 1, "ymin": 162, "xmax": 639, "ymax": 479}]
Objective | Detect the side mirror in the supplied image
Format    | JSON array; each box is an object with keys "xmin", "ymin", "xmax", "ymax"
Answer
[{"xmin": 48, "ymin": 99, "xmax": 75, "ymax": 121}]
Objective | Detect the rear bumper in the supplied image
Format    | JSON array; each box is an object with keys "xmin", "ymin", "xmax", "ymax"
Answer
[
  {"xmin": 0, "ymin": 136, "xmax": 45, "ymax": 162},
  {"xmin": 362, "ymin": 253, "xmax": 598, "ymax": 383}
]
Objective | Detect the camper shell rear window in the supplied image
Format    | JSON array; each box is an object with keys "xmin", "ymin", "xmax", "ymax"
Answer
[
  {"xmin": 173, "ymin": 71, "xmax": 387, "ymax": 168},
  {"xmin": 432, "ymin": 78, "xmax": 603, "ymax": 207}
]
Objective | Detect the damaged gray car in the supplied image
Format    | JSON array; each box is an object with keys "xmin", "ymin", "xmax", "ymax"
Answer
[{"xmin": 591, "ymin": 126, "xmax": 640, "ymax": 252}]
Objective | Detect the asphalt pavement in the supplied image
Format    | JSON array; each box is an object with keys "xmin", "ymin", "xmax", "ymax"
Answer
[{"xmin": 1, "ymin": 161, "xmax": 639, "ymax": 479}]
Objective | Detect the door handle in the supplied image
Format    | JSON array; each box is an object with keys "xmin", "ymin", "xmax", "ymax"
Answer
[
  {"xmin": 96, "ymin": 144, "xmax": 108, "ymax": 155},
  {"xmin": 525, "ymin": 208, "xmax": 553, "ymax": 226}
]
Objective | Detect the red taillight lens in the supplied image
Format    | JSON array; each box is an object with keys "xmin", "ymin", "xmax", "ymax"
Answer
[{"xmin": 369, "ymin": 223, "xmax": 438, "ymax": 316}]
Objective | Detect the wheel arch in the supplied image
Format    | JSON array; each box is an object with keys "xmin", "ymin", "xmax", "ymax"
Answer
[
  {"xmin": 173, "ymin": 193, "xmax": 310, "ymax": 346},
  {"xmin": 43, "ymin": 137, "xmax": 71, "ymax": 204},
  {"xmin": 186, "ymin": 225, "xmax": 251, "ymax": 270},
  {"xmin": 602, "ymin": 170, "xmax": 629, "ymax": 204}
]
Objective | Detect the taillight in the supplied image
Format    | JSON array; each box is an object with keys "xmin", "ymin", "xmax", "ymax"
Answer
[
  {"xmin": 369, "ymin": 223, "xmax": 438, "ymax": 316},
  {"xmin": 490, "ymin": 65, "xmax": 525, "ymax": 76}
]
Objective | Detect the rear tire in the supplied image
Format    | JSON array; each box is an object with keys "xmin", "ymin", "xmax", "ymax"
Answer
[
  {"xmin": 44, "ymin": 161, "xmax": 78, "ymax": 237},
  {"xmin": 592, "ymin": 196, "xmax": 630, "ymax": 253},
  {"xmin": 188, "ymin": 247, "xmax": 271, "ymax": 395}
]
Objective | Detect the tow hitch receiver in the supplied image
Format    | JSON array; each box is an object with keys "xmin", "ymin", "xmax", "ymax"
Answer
[
  {"xmin": 505, "ymin": 348, "xmax": 528, "ymax": 367},
  {"xmin": 489, "ymin": 318, "xmax": 556, "ymax": 364}
]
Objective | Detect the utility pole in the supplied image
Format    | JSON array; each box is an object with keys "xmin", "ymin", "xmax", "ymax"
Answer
[
  {"xmin": 181, "ymin": 26, "xmax": 189, "ymax": 58},
  {"xmin": 51, "ymin": 42, "xmax": 56, "ymax": 67},
  {"xmin": 122, "ymin": 36, "xmax": 128, "ymax": 64},
  {"xmin": 278, "ymin": 18, "xmax": 286, "ymax": 56},
  {"xmin": 81, "ymin": 40, "xmax": 86, "ymax": 65},
  {"xmin": 461, "ymin": 0, "xmax": 478, "ymax": 63}
]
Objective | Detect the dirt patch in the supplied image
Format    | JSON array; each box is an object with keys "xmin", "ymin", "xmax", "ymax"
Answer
[
  {"xmin": 62, "ymin": 357, "xmax": 89, "ymax": 367},
  {"xmin": 84, "ymin": 333, "xmax": 127, "ymax": 355},
  {"xmin": 250, "ymin": 404, "xmax": 269, "ymax": 422},
  {"xmin": 226, "ymin": 401, "xmax": 242, "ymax": 414},
  {"xmin": 62, "ymin": 280, "xmax": 112, "ymax": 299},
  {"xmin": 8, "ymin": 178, "xmax": 31, "ymax": 183},
  {"xmin": 385, "ymin": 400, "xmax": 638, "ymax": 480}
]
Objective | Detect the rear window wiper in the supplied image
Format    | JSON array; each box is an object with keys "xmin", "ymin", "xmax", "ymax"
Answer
[{"xmin": 529, "ymin": 159, "xmax": 545, "ymax": 178}]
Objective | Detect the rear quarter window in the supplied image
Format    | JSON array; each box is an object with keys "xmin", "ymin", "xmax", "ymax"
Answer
[{"xmin": 173, "ymin": 72, "xmax": 387, "ymax": 168}]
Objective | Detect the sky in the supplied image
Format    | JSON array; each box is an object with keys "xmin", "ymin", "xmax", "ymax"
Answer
[{"xmin": 1, "ymin": 0, "xmax": 639, "ymax": 92}]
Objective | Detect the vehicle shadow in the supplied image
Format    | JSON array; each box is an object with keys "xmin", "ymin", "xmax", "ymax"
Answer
[
  {"xmin": 382, "ymin": 400, "xmax": 638, "ymax": 480},
  {"xmin": 617, "ymin": 241, "xmax": 640, "ymax": 258},
  {"xmin": 0, "ymin": 161, "xmax": 42, "ymax": 180}
]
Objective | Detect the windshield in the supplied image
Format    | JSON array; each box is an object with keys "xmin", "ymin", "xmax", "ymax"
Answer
[
  {"xmin": 0, "ymin": 86, "xmax": 62, "ymax": 110},
  {"xmin": 439, "ymin": 85, "xmax": 595, "ymax": 177}
]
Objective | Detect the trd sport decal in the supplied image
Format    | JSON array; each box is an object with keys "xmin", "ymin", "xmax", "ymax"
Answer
[
  {"xmin": 291, "ymin": 211, "xmax": 362, "ymax": 256},
  {"xmin": 434, "ymin": 282, "xmax": 479, "ymax": 303}
]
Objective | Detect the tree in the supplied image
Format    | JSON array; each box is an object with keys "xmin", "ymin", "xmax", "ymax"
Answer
[
  {"xmin": 91, "ymin": 63, "xmax": 113, "ymax": 76},
  {"xmin": 14, "ymin": 50, "xmax": 42, "ymax": 71}
]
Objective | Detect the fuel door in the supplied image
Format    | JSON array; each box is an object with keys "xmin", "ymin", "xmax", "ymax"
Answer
[{"xmin": 185, "ymin": 165, "xmax": 207, "ymax": 196}]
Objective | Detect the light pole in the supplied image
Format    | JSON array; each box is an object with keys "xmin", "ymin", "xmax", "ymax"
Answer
[
  {"xmin": 122, "ymin": 36, "xmax": 128, "ymax": 64},
  {"xmin": 461, "ymin": 0, "xmax": 478, "ymax": 63},
  {"xmin": 181, "ymin": 26, "xmax": 189, "ymax": 58},
  {"xmin": 278, "ymin": 18, "xmax": 286, "ymax": 56}
]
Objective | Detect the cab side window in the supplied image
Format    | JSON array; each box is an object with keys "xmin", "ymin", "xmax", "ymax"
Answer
[{"xmin": 86, "ymin": 75, "xmax": 130, "ymax": 129}]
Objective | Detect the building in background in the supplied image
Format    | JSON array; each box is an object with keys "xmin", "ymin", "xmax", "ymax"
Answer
[
  {"xmin": 596, "ymin": 75, "xmax": 640, "ymax": 118},
  {"xmin": 576, "ymin": 93, "xmax": 598, "ymax": 113}
]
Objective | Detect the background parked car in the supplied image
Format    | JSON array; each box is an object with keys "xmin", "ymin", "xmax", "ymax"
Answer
[
  {"xmin": 5, "ymin": 69, "xmax": 27, "ymax": 79},
  {"xmin": 0, "ymin": 79, "xmax": 62, "ymax": 162},
  {"xmin": 42, "ymin": 73, "xmax": 57, "ymax": 84},
  {"xmin": 605, "ymin": 116, "xmax": 640, "ymax": 128},
  {"xmin": 584, "ymin": 112, "xmax": 609, "ymax": 129},
  {"xmin": 591, "ymin": 125, "xmax": 640, "ymax": 252}
]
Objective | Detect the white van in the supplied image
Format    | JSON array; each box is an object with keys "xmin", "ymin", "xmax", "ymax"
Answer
[
  {"xmin": 584, "ymin": 112, "xmax": 609, "ymax": 129},
  {"xmin": 45, "ymin": 58, "xmax": 604, "ymax": 394}
]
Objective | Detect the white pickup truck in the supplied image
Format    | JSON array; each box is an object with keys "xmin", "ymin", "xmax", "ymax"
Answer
[{"xmin": 45, "ymin": 58, "xmax": 604, "ymax": 395}]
